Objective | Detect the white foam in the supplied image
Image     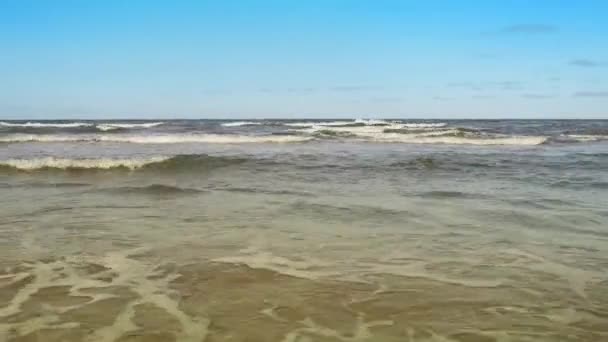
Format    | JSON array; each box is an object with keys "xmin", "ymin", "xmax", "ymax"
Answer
[
  {"xmin": 295, "ymin": 124, "xmax": 546, "ymax": 145},
  {"xmin": 354, "ymin": 118, "xmax": 391, "ymax": 126},
  {"xmin": 296, "ymin": 124, "xmax": 400, "ymax": 135},
  {"xmin": 285, "ymin": 119, "xmax": 392, "ymax": 128},
  {"xmin": 96, "ymin": 122, "xmax": 165, "ymax": 131},
  {"xmin": 221, "ymin": 121, "xmax": 261, "ymax": 127},
  {"xmin": 0, "ymin": 134, "xmax": 87, "ymax": 143},
  {"xmin": 564, "ymin": 134, "xmax": 607, "ymax": 142},
  {"xmin": 0, "ymin": 121, "xmax": 92, "ymax": 128},
  {"xmin": 0, "ymin": 133, "xmax": 312, "ymax": 144},
  {"xmin": 96, "ymin": 134, "xmax": 312, "ymax": 144},
  {"xmin": 369, "ymin": 133, "xmax": 548, "ymax": 145},
  {"xmin": 0, "ymin": 156, "xmax": 171, "ymax": 170},
  {"xmin": 401, "ymin": 122, "xmax": 447, "ymax": 128}
]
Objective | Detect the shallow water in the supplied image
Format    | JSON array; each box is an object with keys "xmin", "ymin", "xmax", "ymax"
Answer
[{"xmin": 1, "ymin": 120, "xmax": 607, "ymax": 341}]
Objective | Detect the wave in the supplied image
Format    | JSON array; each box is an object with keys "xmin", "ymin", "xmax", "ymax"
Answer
[
  {"xmin": 0, "ymin": 133, "xmax": 312, "ymax": 144},
  {"xmin": 401, "ymin": 122, "xmax": 447, "ymax": 128},
  {"xmin": 369, "ymin": 134, "xmax": 548, "ymax": 145},
  {"xmin": 0, "ymin": 121, "xmax": 165, "ymax": 132},
  {"xmin": 0, "ymin": 156, "xmax": 170, "ymax": 171},
  {"xmin": 0, "ymin": 154, "xmax": 251, "ymax": 172},
  {"xmin": 562, "ymin": 134, "xmax": 608, "ymax": 142},
  {"xmin": 295, "ymin": 124, "xmax": 546, "ymax": 145},
  {"xmin": 96, "ymin": 122, "xmax": 165, "ymax": 131},
  {"xmin": 0, "ymin": 121, "xmax": 92, "ymax": 128},
  {"xmin": 284, "ymin": 119, "xmax": 393, "ymax": 128},
  {"xmin": 221, "ymin": 121, "xmax": 261, "ymax": 127}
]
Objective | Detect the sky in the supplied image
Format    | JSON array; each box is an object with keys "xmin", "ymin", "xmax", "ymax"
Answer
[{"xmin": 1, "ymin": 0, "xmax": 607, "ymax": 119}]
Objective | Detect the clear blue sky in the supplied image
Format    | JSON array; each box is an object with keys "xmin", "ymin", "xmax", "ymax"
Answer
[{"xmin": 1, "ymin": 0, "xmax": 607, "ymax": 119}]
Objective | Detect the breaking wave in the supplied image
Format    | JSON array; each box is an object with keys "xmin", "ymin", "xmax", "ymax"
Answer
[
  {"xmin": 0, "ymin": 121, "xmax": 165, "ymax": 132},
  {"xmin": 370, "ymin": 133, "xmax": 548, "ymax": 145},
  {"xmin": 0, "ymin": 121, "xmax": 92, "ymax": 128},
  {"xmin": 0, "ymin": 156, "xmax": 170, "ymax": 171},
  {"xmin": 0, "ymin": 154, "xmax": 251, "ymax": 172},
  {"xmin": 284, "ymin": 119, "xmax": 393, "ymax": 128},
  {"xmin": 221, "ymin": 121, "xmax": 261, "ymax": 127},
  {"xmin": 96, "ymin": 122, "xmax": 165, "ymax": 131},
  {"xmin": 296, "ymin": 123, "xmax": 547, "ymax": 145},
  {"xmin": 0, "ymin": 133, "xmax": 312, "ymax": 144}
]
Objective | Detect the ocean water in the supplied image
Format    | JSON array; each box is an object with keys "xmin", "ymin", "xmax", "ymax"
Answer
[{"xmin": 0, "ymin": 119, "xmax": 607, "ymax": 341}]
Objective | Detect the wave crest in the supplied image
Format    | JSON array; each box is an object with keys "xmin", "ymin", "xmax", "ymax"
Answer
[
  {"xmin": 0, "ymin": 157, "xmax": 170, "ymax": 171},
  {"xmin": 0, "ymin": 121, "xmax": 92, "ymax": 128},
  {"xmin": 221, "ymin": 121, "xmax": 261, "ymax": 127},
  {"xmin": 0, "ymin": 133, "xmax": 312, "ymax": 144},
  {"xmin": 0, "ymin": 154, "xmax": 250, "ymax": 172},
  {"xmin": 96, "ymin": 122, "xmax": 165, "ymax": 131}
]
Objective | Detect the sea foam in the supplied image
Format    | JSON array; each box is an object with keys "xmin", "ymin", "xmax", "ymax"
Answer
[
  {"xmin": 0, "ymin": 156, "xmax": 171, "ymax": 170},
  {"xmin": 0, "ymin": 133, "xmax": 312, "ymax": 144},
  {"xmin": 221, "ymin": 121, "xmax": 261, "ymax": 127},
  {"xmin": 96, "ymin": 122, "xmax": 165, "ymax": 131},
  {"xmin": 0, "ymin": 121, "xmax": 93, "ymax": 128}
]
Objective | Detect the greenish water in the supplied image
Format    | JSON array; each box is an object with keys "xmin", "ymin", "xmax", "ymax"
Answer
[{"xmin": 1, "ymin": 120, "xmax": 607, "ymax": 341}]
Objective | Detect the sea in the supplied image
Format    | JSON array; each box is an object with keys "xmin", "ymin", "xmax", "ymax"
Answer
[{"xmin": 0, "ymin": 119, "xmax": 607, "ymax": 341}]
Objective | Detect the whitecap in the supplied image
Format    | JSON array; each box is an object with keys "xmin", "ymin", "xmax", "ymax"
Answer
[
  {"xmin": 367, "ymin": 133, "xmax": 548, "ymax": 145},
  {"xmin": 96, "ymin": 122, "xmax": 165, "ymax": 131},
  {"xmin": 0, "ymin": 133, "xmax": 312, "ymax": 144},
  {"xmin": 0, "ymin": 121, "xmax": 93, "ymax": 128},
  {"xmin": 221, "ymin": 121, "xmax": 261, "ymax": 127},
  {"xmin": 0, "ymin": 156, "xmax": 171, "ymax": 170},
  {"xmin": 562, "ymin": 134, "xmax": 608, "ymax": 142},
  {"xmin": 285, "ymin": 119, "xmax": 392, "ymax": 128},
  {"xmin": 401, "ymin": 122, "xmax": 447, "ymax": 128}
]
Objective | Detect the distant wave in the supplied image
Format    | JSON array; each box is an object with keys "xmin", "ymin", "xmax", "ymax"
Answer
[
  {"xmin": 0, "ymin": 121, "xmax": 92, "ymax": 128},
  {"xmin": 296, "ymin": 123, "xmax": 547, "ymax": 145},
  {"xmin": 0, "ymin": 131, "xmax": 546, "ymax": 145},
  {"xmin": 221, "ymin": 121, "xmax": 261, "ymax": 127},
  {"xmin": 366, "ymin": 133, "xmax": 548, "ymax": 145},
  {"xmin": 0, "ymin": 121, "xmax": 166, "ymax": 132},
  {"xmin": 0, "ymin": 154, "xmax": 251, "ymax": 171},
  {"xmin": 284, "ymin": 119, "xmax": 394, "ymax": 128},
  {"xmin": 401, "ymin": 123, "xmax": 447, "ymax": 128},
  {"xmin": 562, "ymin": 134, "xmax": 608, "ymax": 142},
  {"xmin": 0, "ymin": 133, "xmax": 312, "ymax": 144},
  {"xmin": 96, "ymin": 122, "xmax": 165, "ymax": 131}
]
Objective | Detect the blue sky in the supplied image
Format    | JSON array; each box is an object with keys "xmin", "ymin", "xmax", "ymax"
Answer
[{"xmin": 1, "ymin": 0, "xmax": 607, "ymax": 119}]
